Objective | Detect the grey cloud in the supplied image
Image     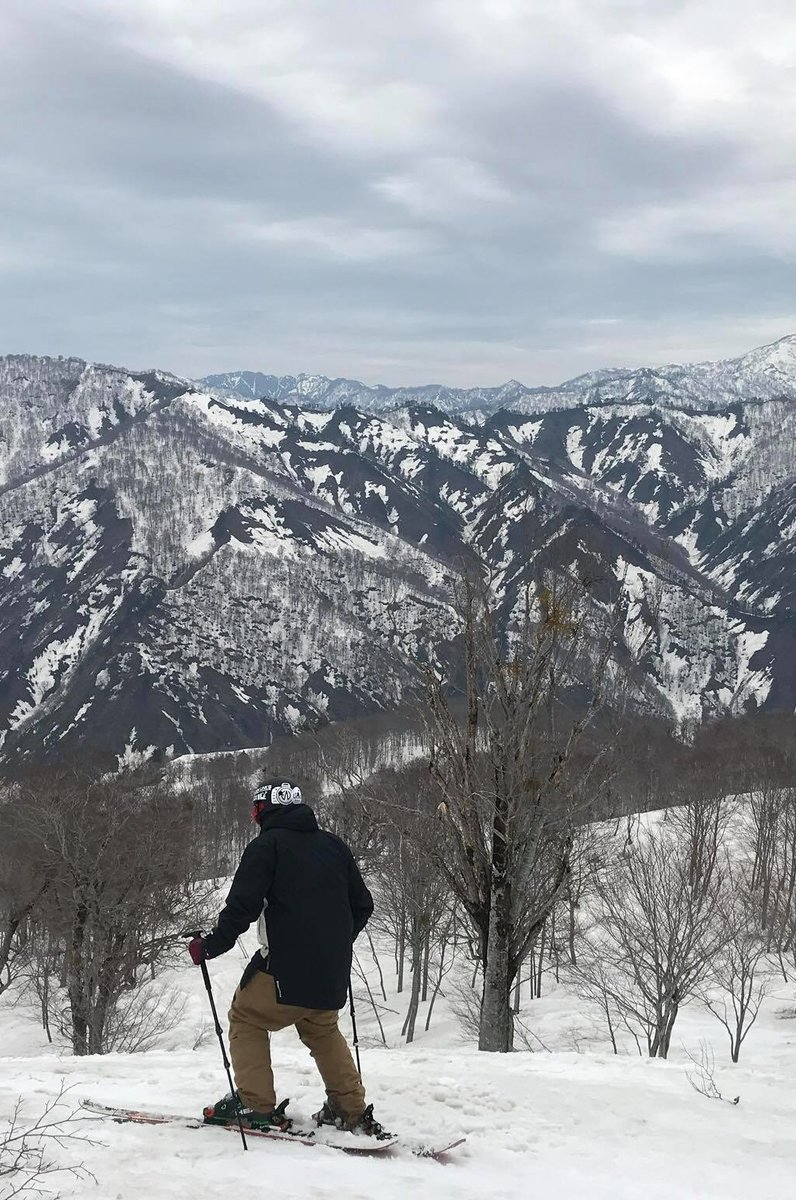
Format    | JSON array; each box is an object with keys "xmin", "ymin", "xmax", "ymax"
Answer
[
  {"xmin": 0, "ymin": 0, "xmax": 794, "ymax": 386},
  {"xmin": 2, "ymin": 12, "xmax": 360, "ymax": 211}
]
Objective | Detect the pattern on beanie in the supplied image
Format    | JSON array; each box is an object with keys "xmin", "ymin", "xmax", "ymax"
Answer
[{"xmin": 254, "ymin": 781, "xmax": 303, "ymax": 807}]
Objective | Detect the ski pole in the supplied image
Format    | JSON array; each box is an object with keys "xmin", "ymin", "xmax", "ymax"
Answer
[
  {"xmin": 348, "ymin": 979, "xmax": 362, "ymax": 1082},
  {"xmin": 182, "ymin": 930, "xmax": 248, "ymax": 1152}
]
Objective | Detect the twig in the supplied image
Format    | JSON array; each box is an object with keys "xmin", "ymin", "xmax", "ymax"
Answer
[
  {"xmin": 683, "ymin": 1041, "xmax": 739, "ymax": 1106},
  {"xmin": 1, "ymin": 1083, "xmax": 99, "ymax": 1198}
]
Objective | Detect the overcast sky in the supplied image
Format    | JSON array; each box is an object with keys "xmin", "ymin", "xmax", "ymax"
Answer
[{"xmin": 3, "ymin": 0, "xmax": 796, "ymax": 386}]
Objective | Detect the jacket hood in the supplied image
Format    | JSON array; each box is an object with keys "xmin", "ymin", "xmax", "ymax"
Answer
[{"xmin": 258, "ymin": 803, "xmax": 318, "ymax": 834}]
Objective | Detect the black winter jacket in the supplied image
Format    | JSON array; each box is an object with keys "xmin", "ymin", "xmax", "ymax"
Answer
[{"xmin": 203, "ymin": 804, "xmax": 373, "ymax": 1010}]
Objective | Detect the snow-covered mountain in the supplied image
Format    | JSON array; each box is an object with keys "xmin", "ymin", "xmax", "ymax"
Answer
[
  {"xmin": 1, "ymin": 346, "xmax": 795, "ymax": 761},
  {"xmin": 199, "ymin": 369, "xmax": 541, "ymax": 418},
  {"xmin": 200, "ymin": 335, "xmax": 796, "ymax": 417}
]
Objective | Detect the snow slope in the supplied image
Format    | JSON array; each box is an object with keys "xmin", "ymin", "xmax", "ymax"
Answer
[
  {"xmin": 4, "ymin": 917, "xmax": 796, "ymax": 1199},
  {"xmin": 7, "ymin": 1034, "xmax": 796, "ymax": 1200}
]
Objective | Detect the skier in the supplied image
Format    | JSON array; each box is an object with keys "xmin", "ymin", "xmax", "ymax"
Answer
[{"xmin": 187, "ymin": 776, "xmax": 379, "ymax": 1136}]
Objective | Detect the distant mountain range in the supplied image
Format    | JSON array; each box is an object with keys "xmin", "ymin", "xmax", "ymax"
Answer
[
  {"xmin": 1, "ymin": 337, "xmax": 795, "ymax": 762},
  {"xmin": 199, "ymin": 334, "xmax": 796, "ymax": 416}
]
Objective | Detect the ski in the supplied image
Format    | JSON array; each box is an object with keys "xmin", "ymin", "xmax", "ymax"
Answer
[
  {"xmin": 414, "ymin": 1135, "xmax": 467, "ymax": 1160},
  {"xmin": 80, "ymin": 1099, "xmax": 395, "ymax": 1153},
  {"xmin": 79, "ymin": 1100, "xmax": 464, "ymax": 1160}
]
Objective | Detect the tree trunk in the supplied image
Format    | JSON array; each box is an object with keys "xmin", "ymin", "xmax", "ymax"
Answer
[
  {"xmin": 396, "ymin": 917, "xmax": 406, "ymax": 994},
  {"xmin": 650, "ymin": 1001, "xmax": 678, "ymax": 1059},
  {"xmin": 90, "ymin": 958, "xmax": 117, "ymax": 1055},
  {"xmin": 535, "ymin": 923, "xmax": 546, "ymax": 998},
  {"xmin": 68, "ymin": 980, "xmax": 88, "ymax": 1054},
  {"xmin": 421, "ymin": 929, "xmax": 431, "ymax": 1003},
  {"xmin": 0, "ymin": 913, "xmax": 22, "ymax": 994},
  {"xmin": 479, "ymin": 886, "xmax": 513, "ymax": 1051},
  {"xmin": 366, "ymin": 930, "xmax": 388, "ymax": 1002},
  {"xmin": 89, "ymin": 996, "xmax": 107, "ymax": 1056},
  {"xmin": 43, "ymin": 959, "xmax": 52, "ymax": 1041},
  {"xmin": 479, "ymin": 947, "xmax": 513, "ymax": 1050},
  {"xmin": 660, "ymin": 1003, "xmax": 679, "ymax": 1058},
  {"xmin": 402, "ymin": 941, "xmax": 423, "ymax": 1044},
  {"xmin": 425, "ymin": 939, "xmax": 448, "ymax": 1033},
  {"xmin": 568, "ymin": 892, "xmax": 577, "ymax": 966},
  {"xmin": 67, "ymin": 906, "xmax": 89, "ymax": 1056},
  {"xmin": 0, "ymin": 879, "xmax": 50, "ymax": 995},
  {"xmin": 603, "ymin": 995, "xmax": 618, "ymax": 1054},
  {"xmin": 479, "ymin": 783, "xmax": 514, "ymax": 1051}
]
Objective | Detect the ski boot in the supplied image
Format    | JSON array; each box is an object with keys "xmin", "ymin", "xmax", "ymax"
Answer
[
  {"xmin": 313, "ymin": 1099, "xmax": 388, "ymax": 1139},
  {"xmin": 203, "ymin": 1093, "xmax": 293, "ymax": 1132}
]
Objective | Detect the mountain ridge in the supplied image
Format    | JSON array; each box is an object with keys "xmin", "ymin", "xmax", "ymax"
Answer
[
  {"xmin": 1, "ymin": 345, "xmax": 794, "ymax": 762},
  {"xmin": 198, "ymin": 334, "xmax": 796, "ymax": 418}
]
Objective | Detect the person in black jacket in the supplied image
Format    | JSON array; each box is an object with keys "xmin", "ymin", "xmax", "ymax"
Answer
[{"xmin": 188, "ymin": 777, "xmax": 377, "ymax": 1134}]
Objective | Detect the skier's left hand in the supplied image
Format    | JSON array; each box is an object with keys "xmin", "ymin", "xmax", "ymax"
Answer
[{"xmin": 188, "ymin": 936, "xmax": 206, "ymax": 965}]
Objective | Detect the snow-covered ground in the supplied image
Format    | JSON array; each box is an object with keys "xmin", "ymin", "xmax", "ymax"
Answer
[{"xmin": 4, "ymin": 912, "xmax": 796, "ymax": 1200}]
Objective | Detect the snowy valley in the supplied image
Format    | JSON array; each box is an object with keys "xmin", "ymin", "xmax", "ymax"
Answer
[{"xmin": 3, "ymin": 337, "xmax": 796, "ymax": 761}]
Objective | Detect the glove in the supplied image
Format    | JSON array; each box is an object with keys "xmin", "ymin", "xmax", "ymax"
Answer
[{"xmin": 188, "ymin": 936, "xmax": 206, "ymax": 966}]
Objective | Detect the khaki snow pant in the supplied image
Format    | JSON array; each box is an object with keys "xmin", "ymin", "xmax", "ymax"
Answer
[{"xmin": 228, "ymin": 971, "xmax": 365, "ymax": 1121}]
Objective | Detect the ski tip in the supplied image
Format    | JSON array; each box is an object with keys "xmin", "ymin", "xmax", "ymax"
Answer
[{"xmin": 414, "ymin": 1136, "xmax": 467, "ymax": 1160}]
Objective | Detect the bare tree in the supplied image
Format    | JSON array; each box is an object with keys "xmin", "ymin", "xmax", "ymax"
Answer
[
  {"xmin": 350, "ymin": 953, "xmax": 391, "ymax": 1047},
  {"xmin": 365, "ymin": 762, "xmax": 454, "ymax": 1042},
  {"xmin": 764, "ymin": 791, "xmax": 796, "ymax": 963},
  {"xmin": 0, "ymin": 785, "xmax": 52, "ymax": 996},
  {"xmin": 101, "ymin": 981, "xmax": 187, "ymax": 1054},
  {"xmin": 558, "ymin": 819, "xmax": 611, "ymax": 970},
  {"xmin": 425, "ymin": 570, "xmax": 623, "ymax": 1051},
  {"xmin": 20, "ymin": 925, "xmax": 62, "ymax": 1043},
  {"xmin": 10, "ymin": 762, "xmax": 211, "ymax": 1055},
  {"xmin": 697, "ymin": 872, "xmax": 772, "ymax": 1062},
  {"xmin": 666, "ymin": 782, "xmax": 731, "ymax": 904},
  {"xmin": 748, "ymin": 780, "xmax": 788, "ymax": 933},
  {"xmin": 424, "ymin": 905, "xmax": 461, "ymax": 1034},
  {"xmin": 582, "ymin": 824, "xmax": 729, "ymax": 1058},
  {"xmin": 565, "ymin": 935, "xmax": 631, "ymax": 1055}
]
